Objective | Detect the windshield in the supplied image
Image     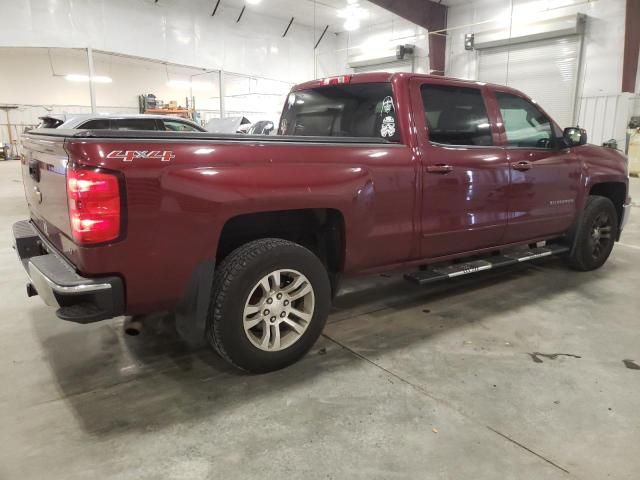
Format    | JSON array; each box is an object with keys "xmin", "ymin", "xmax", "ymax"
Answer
[{"xmin": 279, "ymin": 83, "xmax": 400, "ymax": 142}]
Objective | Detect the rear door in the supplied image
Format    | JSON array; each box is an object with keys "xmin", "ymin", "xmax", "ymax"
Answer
[
  {"xmin": 412, "ymin": 79, "xmax": 510, "ymax": 258},
  {"xmin": 489, "ymin": 89, "xmax": 580, "ymax": 243}
]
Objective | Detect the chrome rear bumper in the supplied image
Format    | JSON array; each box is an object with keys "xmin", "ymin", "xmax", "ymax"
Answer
[{"xmin": 12, "ymin": 220, "xmax": 124, "ymax": 323}]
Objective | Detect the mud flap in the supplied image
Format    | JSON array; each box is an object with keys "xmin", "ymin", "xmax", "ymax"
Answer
[{"xmin": 175, "ymin": 259, "xmax": 216, "ymax": 347}]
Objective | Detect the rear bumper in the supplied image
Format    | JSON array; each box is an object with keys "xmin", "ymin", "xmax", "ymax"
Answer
[{"xmin": 12, "ymin": 220, "xmax": 124, "ymax": 323}]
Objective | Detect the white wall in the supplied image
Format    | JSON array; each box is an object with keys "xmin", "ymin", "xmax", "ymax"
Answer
[
  {"xmin": 0, "ymin": 0, "xmax": 341, "ymax": 151},
  {"xmin": 0, "ymin": 0, "xmax": 338, "ymax": 83},
  {"xmin": 335, "ymin": 16, "xmax": 430, "ymax": 74},
  {"xmin": 446, "ymin": 0, "xmax": 626, "ymax": 97},
  {"xmin": 445, "ymin": 0, "xmax": 631, "ymax": 146},
  {"xmin": 0, "ymin": 46, "xmax": 297, "ymax": 151}
]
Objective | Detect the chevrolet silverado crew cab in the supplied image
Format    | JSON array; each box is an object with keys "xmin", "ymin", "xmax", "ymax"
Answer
[{"xmin": 14, "ymin": 73, "xmax": 632, "ymax": 373}]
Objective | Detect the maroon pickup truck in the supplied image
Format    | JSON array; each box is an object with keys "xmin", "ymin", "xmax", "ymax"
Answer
[{"xmin": 14, "ymin": 73, "xmax": 631, "ymax": 372}]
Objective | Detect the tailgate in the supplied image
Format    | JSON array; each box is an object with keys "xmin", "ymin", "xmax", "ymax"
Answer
[{"xmin": 21, "ymin": 133, "xmax": 72, "ymax": 252}]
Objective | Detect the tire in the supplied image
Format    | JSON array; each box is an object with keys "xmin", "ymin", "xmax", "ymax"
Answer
[
  {"xmin": 567, "ymin": 195, "xmax": 618, "ymax": 271},
  {"xmin": 206, "ymin": 238, "xmax": 331, "ymax": 373}
]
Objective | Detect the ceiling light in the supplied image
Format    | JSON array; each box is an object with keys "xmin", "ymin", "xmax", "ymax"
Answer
[
  {"xmin": 337, "ymin": 3, "xmax": 367, "ymax": 31},
  {"xmin": 246, "ymin": 0, "xmax": 262, "ymax": 4},
  {"xmin": 65, "ymin": 74, "xmax": 112, "ymax": 83},
  {"xmin": 337, "ymin": 4, "xmax": 366, "ymax": 18},
  {"xmin": 343, "ymin": 18, "xmax": 360, "ymax": 31}
]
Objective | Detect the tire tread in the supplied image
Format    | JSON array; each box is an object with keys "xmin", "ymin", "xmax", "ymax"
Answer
[{"xmin": 568, "ymin": 195, "xmax": 618, "ymax": 271}]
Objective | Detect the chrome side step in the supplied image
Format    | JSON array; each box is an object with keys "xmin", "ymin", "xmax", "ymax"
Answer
[{"xmin": 404, "ymin": 245, "xmax": 569, "ymax": 286}]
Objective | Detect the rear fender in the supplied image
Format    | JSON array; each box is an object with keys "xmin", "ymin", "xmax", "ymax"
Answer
[{"xmin": 161, "ymin": 162, "xmax": 375, "ymax": 268}]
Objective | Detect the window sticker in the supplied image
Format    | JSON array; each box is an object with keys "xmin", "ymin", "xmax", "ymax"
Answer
[
  {"xmin": 381, "ymin": 116, "xmax": 396, "ymax": 138},
  {"xmin": 382, "ymin": 96, "xmax": 394, "ymax": 114}
]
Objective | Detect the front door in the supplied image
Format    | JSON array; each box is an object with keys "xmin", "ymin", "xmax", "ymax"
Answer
[
  {"xmin": 413, "ymin": 80, "xmax": 510, "ymax": 259},
  {"xmin": 491, "ymin": 90, "xmax": 581, "ymax": 243}
]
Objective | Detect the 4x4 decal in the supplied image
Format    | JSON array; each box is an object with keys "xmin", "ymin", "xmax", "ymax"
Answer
[{"xmin": 107, "ymin": 150, "xmax": 175, "ymax": 162}]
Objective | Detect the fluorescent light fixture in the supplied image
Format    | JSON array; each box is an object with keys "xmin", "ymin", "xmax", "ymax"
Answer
[
  {"xmin": 65, "ymin": 74, "xmax": 112, "ymax": 83},
  {"xmin": 344, "ymin": 18, "xmax": 360, "ymax": 31},
  {"xmin": 246, "ymin": 0, "xmax": 262, "ymax": 4},
  {"xmin": 338, "ymin": 3, "xmax": 366, "ymax": 31}
]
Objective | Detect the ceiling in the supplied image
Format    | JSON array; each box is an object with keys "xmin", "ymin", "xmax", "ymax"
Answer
[{"xmin": 220, "ymin": 0, "xmax": 400, "ymax": 33}]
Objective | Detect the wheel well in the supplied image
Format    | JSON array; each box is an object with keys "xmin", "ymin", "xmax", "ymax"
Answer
[
  {"xmin": 216, "ymin": 209, "xmax": 345, "ymax": 274},
  {"xmin": 589, "ymin": 182, "xmax": 626, "ymax": 225}
]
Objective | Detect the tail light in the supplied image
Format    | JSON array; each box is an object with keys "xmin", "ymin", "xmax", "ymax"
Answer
[{"xmin": 67, "ymin": 167, "xmax": 121, "ymax": 244}]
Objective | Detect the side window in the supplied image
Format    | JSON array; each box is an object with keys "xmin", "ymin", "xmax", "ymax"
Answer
[
  {"xmin": 111, "ymin": 119, "xmax": 159, "ymax": 131},
  {"xmin": 495, "ymin": 93, "xmax": 554, "ymax": 149},
  {"xmin": 163, "ymin": 120, "xmax": 200, "ymax": 132},
  {"xmin": 421, "ymin": 84, "xmax": 493, "ymax": 146},
  {"xmin": 79, "ymin": 119, "xmax": 111, "ymax": 129}
]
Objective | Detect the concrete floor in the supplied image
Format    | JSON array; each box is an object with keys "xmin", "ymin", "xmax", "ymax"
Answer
[{"xmin": 1, "ymin": 159, "xmax": 639, "ymax": 479}]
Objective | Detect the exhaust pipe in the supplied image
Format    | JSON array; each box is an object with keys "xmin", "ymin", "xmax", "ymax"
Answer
[{"xmin": 123, "ymin": 316, "xmax": 143, "ymax": 336}]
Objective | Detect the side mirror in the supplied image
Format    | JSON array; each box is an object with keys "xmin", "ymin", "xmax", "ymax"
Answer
[{"xmin": 563, "ymin": 127, "xmax": 587, "ymax": 147}]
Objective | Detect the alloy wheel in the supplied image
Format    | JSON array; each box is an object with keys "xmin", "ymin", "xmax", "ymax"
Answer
[{"xmin": 242, "ymin": 269, "xmax": 315, "ymax": 352}]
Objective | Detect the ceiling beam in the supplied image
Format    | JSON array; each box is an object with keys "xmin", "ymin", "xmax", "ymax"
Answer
[
  {"xmin": 367, "ymin": 0, "xmax": 448, "ymax": 75},
  {"xmin": 622, "ymin": 0, "xmax": 640, "ymax": 92},
  {"xmin": 283, "ymin": 17, "xmax": 295, "ymax": 37}
]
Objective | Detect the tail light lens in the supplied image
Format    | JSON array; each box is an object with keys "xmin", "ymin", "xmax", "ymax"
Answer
[{"xmin": 67, "ymin": 167, "xmax": 121, "ymax": 244}]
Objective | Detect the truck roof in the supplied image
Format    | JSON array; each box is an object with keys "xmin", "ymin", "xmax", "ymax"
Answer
[{"xmin": 292, "ymin": 72, "xmax": 528, "ymax": 98}]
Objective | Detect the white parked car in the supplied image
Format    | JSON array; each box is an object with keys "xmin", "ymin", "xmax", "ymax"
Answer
[{"xmin": 37, "ymin": 113, "xmax": 206, "ymax": 132}]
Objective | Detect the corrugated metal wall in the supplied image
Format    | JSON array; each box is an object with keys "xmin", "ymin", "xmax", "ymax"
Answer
[{"xmin": 576, "ymin": 94, "xmax": 640, "ymax": 150}]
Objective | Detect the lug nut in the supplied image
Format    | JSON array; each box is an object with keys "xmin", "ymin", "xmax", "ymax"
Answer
[
  {"xmin": 266, "ymin": 298, "xmax": 273, "ymax": 304},
  {"xmin": 270, "ymin": 316, "xmax": 276, "ymax": 322},
  {"xmin": 280, "ymin": 311, "xmax": 286, "ymax": 318},
  {"xmin": 283, "ymin": 300, "xmax": 289, "ymax": 306},
  {"xmin": 263, "ymin": 309, "xmax": 270, "ymax": 315},
  {"xmin": 277, "ymin": 293, "xmax": 283, "ymax": 299}
]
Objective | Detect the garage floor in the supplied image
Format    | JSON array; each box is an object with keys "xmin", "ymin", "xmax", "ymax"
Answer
[{"xmin": 1, "ymin": 159, "xmax": 639, "ymax": 479}]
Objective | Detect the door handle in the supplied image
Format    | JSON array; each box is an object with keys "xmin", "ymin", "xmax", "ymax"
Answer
[
  {"xmin": 426, "ymin": 164, "xmax": 453, "ymax": 174},
  {"xmin": 512, "ymin": 161, "xmax": 532, "ymax": 171}
]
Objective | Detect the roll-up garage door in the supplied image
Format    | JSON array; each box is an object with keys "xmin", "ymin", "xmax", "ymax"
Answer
[
  {"xmin": 353, "ymin": 59, "xmax": 413, "ymax": 74},
  {"xmin": 478, "ymin": 36, "xmax": 580, "ymax": 129}
]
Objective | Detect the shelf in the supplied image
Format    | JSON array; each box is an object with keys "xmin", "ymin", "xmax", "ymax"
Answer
[{"xmin": 145, "ymin": 108, "xmax": 191, "ymax": 115}]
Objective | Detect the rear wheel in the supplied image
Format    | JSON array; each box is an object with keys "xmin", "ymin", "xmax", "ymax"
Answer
[
  {"xmin": 207, "ymin": 238, "xmax": 331, "ymax": 373},
  {"xmin": 568, "ymin": 195, "xmax": 618, "ymax": 271}
]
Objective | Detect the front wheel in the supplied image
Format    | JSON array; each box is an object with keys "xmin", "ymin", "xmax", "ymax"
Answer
[
  {"xmin": 567, "ymin": 195, "xmax": 619, "ymax": 271},
  {"xmin": 206, "ymin": 238, "xmax": 331, "ymax": 373}
]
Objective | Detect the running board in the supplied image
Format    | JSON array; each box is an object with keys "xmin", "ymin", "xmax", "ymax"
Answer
[{"xmin": 404, "ymin": 245, "xmax": 569, "ymax": 286}]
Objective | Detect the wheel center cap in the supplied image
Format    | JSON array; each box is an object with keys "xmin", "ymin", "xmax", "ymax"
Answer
[
  {"xmin": 592, "ymin": 228, "xmax": 601, "ymax": 241},
  {"xmin": 267, "ymin": 295, "xmax": 287, "ymax": 318}
]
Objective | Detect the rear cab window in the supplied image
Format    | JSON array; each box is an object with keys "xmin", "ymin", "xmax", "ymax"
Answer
[{"xmin": 279, "ymin": 83, "xmax": 401, "ymax": 142}]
